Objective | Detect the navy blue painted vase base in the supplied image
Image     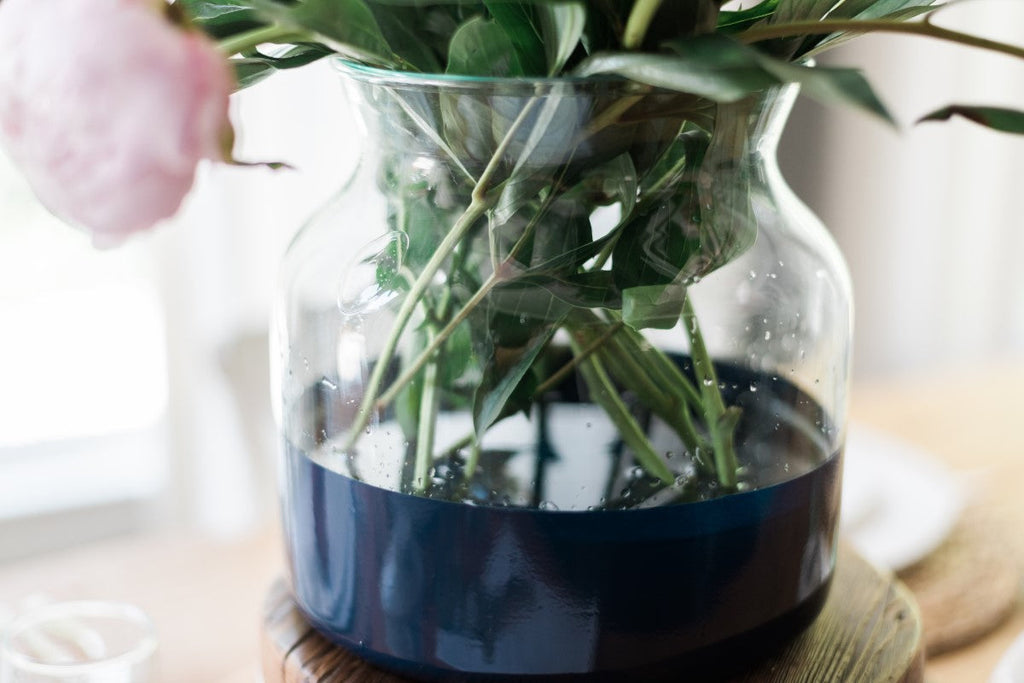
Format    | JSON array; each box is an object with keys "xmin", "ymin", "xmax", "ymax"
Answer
[
  {"xmin": 281, "ymin": 366, "xmax": 842, "ymax": 680},
  {"xmin": 313, "ymin": 575, "xmax": 832, "ymax": 682}
]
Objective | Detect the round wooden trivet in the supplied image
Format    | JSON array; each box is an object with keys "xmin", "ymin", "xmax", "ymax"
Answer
[
  {"xmin": 262, "ymin": 545, "xmax": 923, "ymax": 683},
  {"xmin": 898, "ymin": 504, "xmax": 1022, "ymax": 657}
]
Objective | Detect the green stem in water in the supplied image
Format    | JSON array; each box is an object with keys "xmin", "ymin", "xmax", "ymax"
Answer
[
  {"xmin": 343, "ymin": 98, "xmax": 541, "ymax": 451},
  {"xmin": 532, "ymin": 321, "xmax": 624, "ymax": 397},
  {"xmin": 739, "ymin": 18, "xmax": 1024, "ymax": 61},
  {"xmin": 681, "ymin": 296, "xmax": 739, "ymax": 489},
  {"xmin": 571, "ymin": 340, "xmax": 675, "ymax": 485},
  {"xmin": 377, "ymin": 273, "xmax": 499, "ymax": 409},
  {"xmin": 623, "ymin": 0, "xmax": 666, "ymax": 49},
  {"xmin": 413, "ymin": 330, "xmax": 441, "ymax": 493}
]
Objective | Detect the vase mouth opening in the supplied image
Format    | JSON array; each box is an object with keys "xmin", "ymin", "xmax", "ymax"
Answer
[
  {"xmin": 332, "ymin": 58, "xmax": 797, "ymax": 101},
  {"xmin": 332, "ymin": 58, "xmax": 626, "ymax": 91}
]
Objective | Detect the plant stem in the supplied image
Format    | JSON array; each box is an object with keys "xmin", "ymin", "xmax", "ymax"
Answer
[
  {"xmin": 623, "ymin": 0, "xmax": 665, "ymax": 49},
  {"xmin": 343, "ymin": 200, "xmax": 486, "ymax": 450},
  {"xmin": 571, "ymin": 340, "xmax": 675, "ymax": 484},
  {"xmin": 739, "ymin": 18, "xmax": 1024, "ymax": 61},
  {"xmin": 682, "ymin": 296, "xmax": 738, "ymax": 489},
  {"xmin": 534, "ymin": 321, "xmax": 624, "ymax": 397},
  {"xmin": 413, "ymin": 328, "xmax": 441, "ymax": 493},
  {"xmin": 219, "ymin": 25, "xmax": 309, "ymax": 56},
  {"xmin": 343, "ymin": 99, "xmax": 540, "ymax": 450},
  {"xmin": 377, "ymin": 273, "xmax": 499, "ymax": 409}
]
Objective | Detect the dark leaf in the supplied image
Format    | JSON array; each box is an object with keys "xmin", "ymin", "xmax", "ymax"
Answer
[
  {"xmin": 718, "ymin": 0, "xmax": 781, "ymax": 33},
  {"xmin": 473, "ymin": 322, "xmax": 560, "ymax": 436},
  {"xmin": 484, "ymin": 1, "xmax": 548, "ymax": 75},
  {"xmin": 622, "ymin": 284, "xmax": 687, "ymax": 330},
  {"xmin": 490, "ymin": 271, "xmax": 620, "ymax": 320},
  {"xmin": 178, "ymin": 0, "xmax": 266, "ymax": 38},
  {"xmin": 446, "ymin": 15, "xmax": 524, "ymax": 77},
  {"xmin": 249, "ymin": 0, "xmax": 397, "ymax": 66},
  {"xmin": 367, "ymin": 4, "xmax": 445, "ymax": 71},
  {"xmin": 231, "ymin": 43, "xmax": 332, "ymax": 87},
  {"xmin": 919, "ymin": 105, "xmax": 1024, "ymax": 135},
  {"xmin": 798, "ymin": 0, "xmax": 938, "ymax": 57},
  {"xmin": 536, "ymin": 1, "xmax": 586, "ymax": 74}
]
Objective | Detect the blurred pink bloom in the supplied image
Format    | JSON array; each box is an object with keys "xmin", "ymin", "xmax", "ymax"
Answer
[{"xmin": 0, "ymin": 0, "xmax": 234, "ymax": 246}]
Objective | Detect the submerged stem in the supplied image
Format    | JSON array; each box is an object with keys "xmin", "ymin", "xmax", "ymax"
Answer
[
  {"xmin": 571, "ymin": 340, "xmax": 675, "ymax": 485},
  {"xmin": 413, "ymin": 329, "xmax": 441, "ymax": 493},
  {"xmin": 682, "ymin": 296, "xmax": 739, "ymax": 489},
  {"xmin": 344, "ymin": 98, "xmax": 541, "ymax": 450}
]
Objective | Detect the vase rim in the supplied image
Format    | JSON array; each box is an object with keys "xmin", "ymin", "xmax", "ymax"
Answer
[
  {"xmin": 333, "ymin": 58, "xmax": 799, "ymax": 103},
  {"xmin": 332, "ymin": 58, "xmax": 625, "ymax": 90}
]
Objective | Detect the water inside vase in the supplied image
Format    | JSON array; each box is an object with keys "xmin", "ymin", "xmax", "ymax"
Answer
[{"xmin": 290, "ymin": 361, "xmax": 835, "ymax": 511}]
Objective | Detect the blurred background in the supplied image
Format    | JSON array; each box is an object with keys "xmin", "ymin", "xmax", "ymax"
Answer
[{"xmin": 1, "ymin": 2, "xmax": 1022, "ymax": 561}]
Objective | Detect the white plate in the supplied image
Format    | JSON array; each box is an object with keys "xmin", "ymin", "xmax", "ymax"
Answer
[
  {"xmin": 840, "ymin": 425, "xmax": 964, "ymax": 572},
  {"xmin": 992, "ymin": 629, "xmax": 1024, "ymax": 682}
]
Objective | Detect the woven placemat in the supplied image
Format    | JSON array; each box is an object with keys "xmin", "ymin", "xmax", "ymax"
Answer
[{"xmin": 898, "ymin": 503, "xmax": 1023, "ymax": 656}]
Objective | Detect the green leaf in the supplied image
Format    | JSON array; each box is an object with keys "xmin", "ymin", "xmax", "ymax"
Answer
[
  {"xmin": 231, "ymin": 43, "xmax": 332, "ymax": 88},
  {"xmin": 753, "ymin": 56, "xmax": 893, "ymax": 124},
  {"xmin": 575, "ymin": 46, "xmax": 774, "ymax": 103},
  {"xmin": 178, "ymin": 0, "xmax": 266, "ymax": 38},
  {"xmin": 622, "ymin": 284, "xmax": 687, "ymax": 330},
  {"xmin": 440, "ymin": 320, "xmax": 476, "ymax": 386},
  {"xmin": 536, "ymin": 1, "xmax": 586, "ymax": 74},
  {"xmin": 446, "ymin": 15, "xmax": 524, "ymax": 77},
  {"xmin": 575, "ymin": 32, "xmax": 892, "ymax": 125},
  {"xmin": 919, "ymin": 105, "xmax": 1024, "ymax": 135},
  {"xmin": 248, "ymin": 0, "xmax": 397, "ymax": 66},
  {"xmin": 473, "ymin": 322, "xmax": 560, "ymax": 436},
  {"xmin": 490, "ymin": 271, "xmax": 620, "ymax": 320},
  {"xmin": 233, "ymin": 60, "xmax": 275, "ymax": 89},
  {"xmin": 718, "ymin": 0, "xmax": 781, "ymax": 33},
  {"xmin": 660, "ymin": 34, "xmax": 895, "ymax": 124},
  {"xmin": 771, "ymin": 0, "xmax": 840, "ymax": 24},
  {"xmin": 366, "ymin": 4, "xmax": 445, "ymax": 71},
  {"xmin": 484, "ymin": 1, "xmax": 548, "ymax": 75},
  {"xmin": 798, "ymin": 0, "xmax": 938, "ymax": 57}
]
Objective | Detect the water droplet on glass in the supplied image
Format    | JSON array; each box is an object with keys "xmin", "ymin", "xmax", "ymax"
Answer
[
  {"xmin": 764, "ymin": 331, "xmax": 771, "ymax": 341},
  {"xmin": 630, "ymin": 466, "xmax": 644, "ymax": 479},
  {"xmin": 319, "ymin": 377, "xmax": 338, "ymax": 391},
  {"xmin": 749, "ymin": 383, "xmax": 758, "ymax": 393},
  {"xmin": 538, "ymin": 500, "xmax": 559, "ymax": 511},
  {"xmin": 748, "ymin": 270, "xmax": 757, "ymax": 279},
  {"xmin": 702, "ymin": 378, "xmax": 713, "ymax": 387}
]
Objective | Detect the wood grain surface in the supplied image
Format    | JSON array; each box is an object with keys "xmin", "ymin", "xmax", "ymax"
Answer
[{"xmin": 262, "ymin": 546, "xmax": 923, "ymax": 683}]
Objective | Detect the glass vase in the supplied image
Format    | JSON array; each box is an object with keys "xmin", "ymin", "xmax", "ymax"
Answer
[{"xmin": 272, "ymin": 63, "xmax": 852, "ymax": 680}]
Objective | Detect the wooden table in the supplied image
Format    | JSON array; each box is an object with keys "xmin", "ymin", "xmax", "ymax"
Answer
[
  {"xmin": 261, "ymin": 545, "xmax": 923, "ymax": 683},
  {"xmin": 0, "ymin": 363, "xmax": 1020, "ymax": 682}
]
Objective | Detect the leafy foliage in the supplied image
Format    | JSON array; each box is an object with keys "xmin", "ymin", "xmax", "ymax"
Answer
[{"xmin": 173, "ymin": 0, "xmax": 1024, "ymax": 499}]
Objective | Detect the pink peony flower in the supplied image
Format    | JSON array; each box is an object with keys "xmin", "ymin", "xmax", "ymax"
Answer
[{"xmin": 0, "ymin": 0, "xmax": 234, "ymax": 247}]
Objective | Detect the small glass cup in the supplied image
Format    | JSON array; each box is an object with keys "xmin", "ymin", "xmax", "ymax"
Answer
[{"xmin": 0, "ymin": 601, "xmax": 157, "ymax": 682}]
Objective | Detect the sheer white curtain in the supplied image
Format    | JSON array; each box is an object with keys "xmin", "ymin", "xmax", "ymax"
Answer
[{"xmin": 782, "ymin": 1, "xmax": 1024, "ymax": 379}]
